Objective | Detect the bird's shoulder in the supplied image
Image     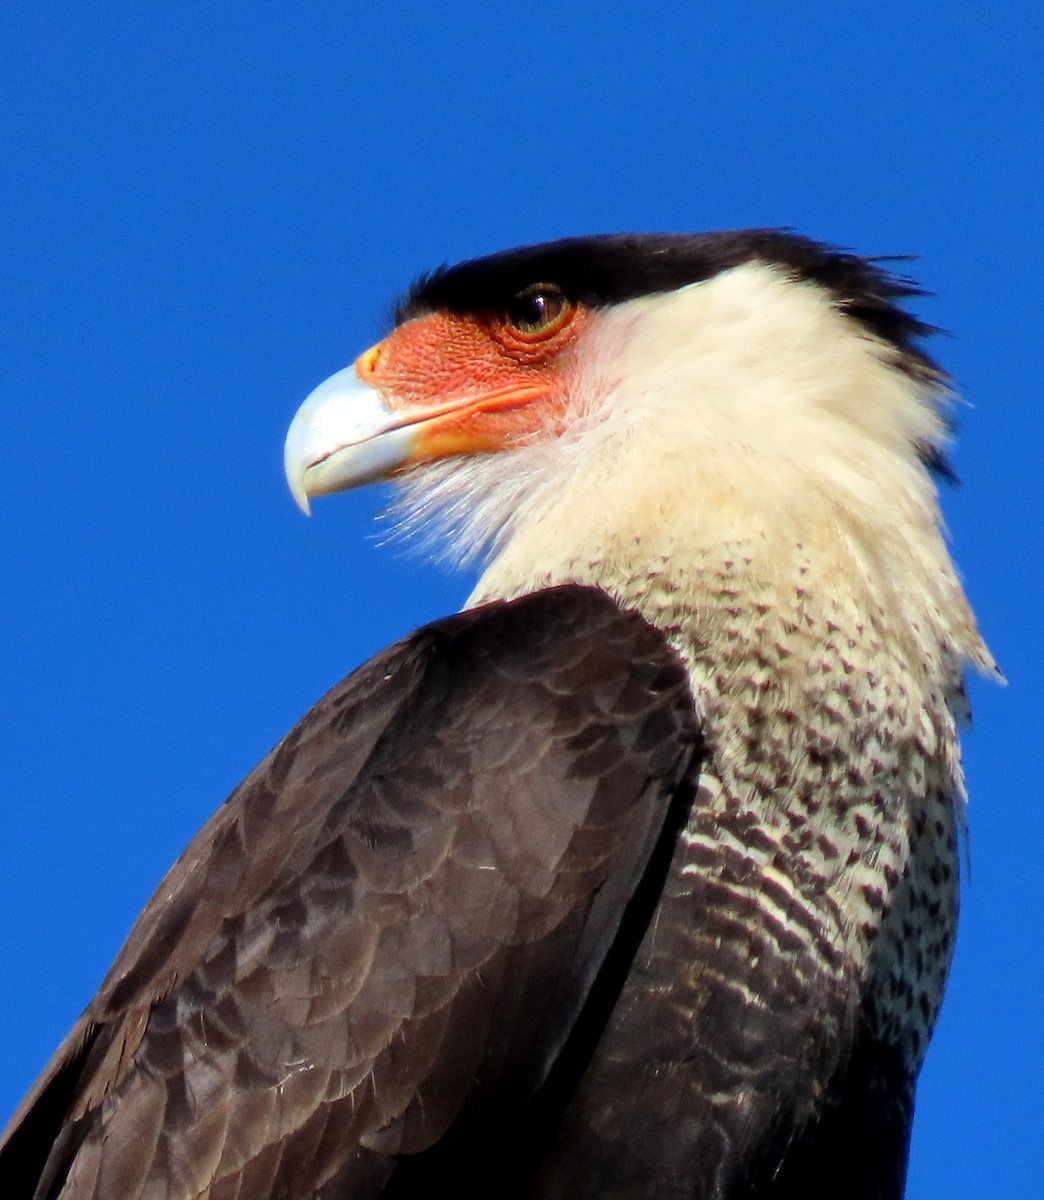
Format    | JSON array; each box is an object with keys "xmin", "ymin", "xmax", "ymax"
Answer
[{"xmin": 0, "ymin": 584, "xmax": 702, "ymax": 1200}]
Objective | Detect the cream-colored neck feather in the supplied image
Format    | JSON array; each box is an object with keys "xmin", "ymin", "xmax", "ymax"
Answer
[{"xmin": 396, "ymin": 261, "xmax": 995, "ymax": 708}]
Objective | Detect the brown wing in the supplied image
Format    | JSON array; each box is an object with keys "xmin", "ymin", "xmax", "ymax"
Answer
[{"xmin": 0, "ymin": 585, "xmax": 701, "ymax": 1200}]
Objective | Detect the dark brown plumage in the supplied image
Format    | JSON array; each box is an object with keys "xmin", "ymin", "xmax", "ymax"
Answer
[{"xmin": 1, "ymin": 589, "xmax": 700, "ymax": 1199}]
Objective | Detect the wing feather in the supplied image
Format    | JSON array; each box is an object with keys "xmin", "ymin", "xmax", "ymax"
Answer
[{"xmin": 0, "ymin": 586, "xmax": 701, "ymax": 1200}]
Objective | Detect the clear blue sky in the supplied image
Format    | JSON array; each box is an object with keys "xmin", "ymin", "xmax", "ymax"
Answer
[{"xmin": 2, "ymin": 5, "xmax": 1041, "ymax": 1196}]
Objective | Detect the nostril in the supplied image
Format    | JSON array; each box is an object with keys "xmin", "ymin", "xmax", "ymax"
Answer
[{"xmin": 356, "ymin": 343, "xmax": 383, "ymax": 378}]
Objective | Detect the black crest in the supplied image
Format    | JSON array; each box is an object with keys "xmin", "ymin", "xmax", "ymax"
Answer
[{"xmin": 396, "ymin": 230, "xmax": 941, "ymax": 383}]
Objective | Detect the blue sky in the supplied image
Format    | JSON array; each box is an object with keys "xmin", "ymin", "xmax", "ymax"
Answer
[{"xmin": 1, "ymin": 5, "xmax": 1041, "ymax": 1195}]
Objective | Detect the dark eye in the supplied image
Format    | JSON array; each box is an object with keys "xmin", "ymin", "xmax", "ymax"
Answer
[{"xmin": 503, "ymin": 284, "xmax": 571, "ymax": 338}]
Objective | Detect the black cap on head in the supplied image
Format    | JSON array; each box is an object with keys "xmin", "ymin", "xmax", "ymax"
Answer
[{"xmin": 396, "ymin": 230, "xmax": 940, "ymax": 384}]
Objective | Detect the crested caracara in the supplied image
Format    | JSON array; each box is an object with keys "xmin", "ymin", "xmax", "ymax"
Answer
[{"xmin": 0, "ymin": 231, "xmax": 996, "ymax": 1200}]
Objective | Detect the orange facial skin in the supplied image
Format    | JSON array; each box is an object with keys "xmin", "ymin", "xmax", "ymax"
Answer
[{"xmin": 354, "ymin": 299, "xmax": 589, "ymax": 463}]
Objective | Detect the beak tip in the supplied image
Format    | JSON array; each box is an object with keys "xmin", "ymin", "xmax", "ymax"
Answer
[
  {"xmin": 283, "ymin": 366, "xmax": 409, "ymax": 510},
  {"xmin": 284, "ymin": 445, "xmax": 313, "ymax": 516}
]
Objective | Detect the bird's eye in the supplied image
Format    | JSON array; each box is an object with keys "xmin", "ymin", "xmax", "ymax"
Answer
[{"xmin": 503, "ymin": 284, "xmax": 572, "ymax": 340}]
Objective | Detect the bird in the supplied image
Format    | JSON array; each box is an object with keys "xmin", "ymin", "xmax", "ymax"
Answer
[{"xmin": 0, "ymin": 230, "xmax": 996, "ymax": 1200}]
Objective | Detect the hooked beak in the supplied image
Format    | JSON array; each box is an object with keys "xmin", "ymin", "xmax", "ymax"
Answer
[
  {"xmin": 283, "ymin": 368, "xmax": 420, "ymax": 515},
  {"xmin": 283, "ymin": 362, "xmax": 547, "ymax": 515}
]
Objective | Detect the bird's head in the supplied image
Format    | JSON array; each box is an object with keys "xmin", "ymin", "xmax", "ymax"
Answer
[
  {"xmin": 283, "ymin": 230, "xmax": 992, "ymax": 683},
  {"xmin": 285, "ymin": 232, "xmax": 951, "ymax": 564}
]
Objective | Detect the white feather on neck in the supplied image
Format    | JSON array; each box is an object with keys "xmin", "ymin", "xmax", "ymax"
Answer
[{"xmin": 389, "ymin": 261, "xmax": 995, "ymax": 686}]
